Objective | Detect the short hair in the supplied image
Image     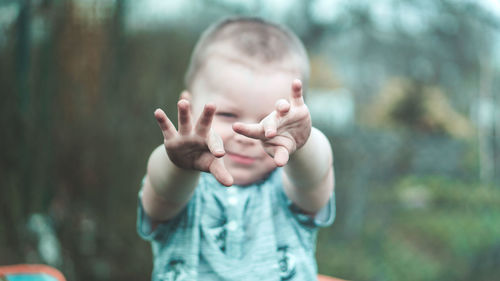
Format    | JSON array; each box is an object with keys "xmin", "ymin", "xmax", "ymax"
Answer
[{"xmin": 184, "ymin": 17, "xmax": 310, "ymax": 92}]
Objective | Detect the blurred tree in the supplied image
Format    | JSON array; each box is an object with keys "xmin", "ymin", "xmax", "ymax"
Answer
[{"xmin": 365, "ymin": 78, "xmax": 474, "ymax": 139}]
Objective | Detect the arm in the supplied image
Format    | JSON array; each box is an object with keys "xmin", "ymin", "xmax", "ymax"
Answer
[
  {"xmin": 233, "ymin": 79, "xmax": 334, "ymax": 214},
  {"xmin": 141, "ymin": 145, "xmax": 200, "ymax": 222},
  {"xmin": 283, "ymin": 127, "xmax": 334, "ymax": 214},
  {"xmin": 142, "ymin": 98, "xmax": 233, "ymax": 222}
]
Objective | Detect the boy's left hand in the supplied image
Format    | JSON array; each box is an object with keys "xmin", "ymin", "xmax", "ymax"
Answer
[{"xmin": 232, "ymin": 79, "xmax": 311, "ymax": 167}]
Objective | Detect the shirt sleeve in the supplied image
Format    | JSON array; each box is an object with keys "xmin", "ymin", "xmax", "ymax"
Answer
[
  {"xmin": 136, "ymin": 177, "xmax": 194, "ymax": 242},
  {"xmin": 136, "ymin": 189, "xmax": 181, "ymax": 242},
  {"xmin": 288, "ymin": 192, "xmax": 336, "ymax": 228},
  {"xmin": 271, "ymin": 169, "xmax": 336, "ymax": 228}
]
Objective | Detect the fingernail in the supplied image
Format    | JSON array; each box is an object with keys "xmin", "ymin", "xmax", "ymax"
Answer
[{"xmin": 292, "ymin": 79, "xmax": 302, "ymax": 90}]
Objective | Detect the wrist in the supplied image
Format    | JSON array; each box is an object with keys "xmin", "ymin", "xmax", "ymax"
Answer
[
  {"xmin": 290, "ymin": 127, "xmax": 317, "ymax": 161},
  {"xmin": 285, "ymin": 127, "xmax": 332, "ymax": 186},
  {"xmin": 148, "ymin": 145, "xmax": 201, "ymax": 198},
  {"xmin": 294, "ymin": 120, "xmax": 312, "ymax": 151}
]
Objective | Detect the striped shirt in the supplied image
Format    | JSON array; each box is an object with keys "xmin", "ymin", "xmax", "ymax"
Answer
[{"xmin": 137, "ymin": 168, "xmax": 335, "ymax": 281}]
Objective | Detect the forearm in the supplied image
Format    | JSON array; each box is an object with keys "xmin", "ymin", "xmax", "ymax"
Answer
[
  {"xmin": 283, "ymin": 127, "xmax": 334, "ymax": 213},
  {"xmin": 142, "ymin": 145, "xmax": 200, "ymax": 221},
  {"xmin": 284, "ymin": 127, "xmax": 333, "ymax": 188}
]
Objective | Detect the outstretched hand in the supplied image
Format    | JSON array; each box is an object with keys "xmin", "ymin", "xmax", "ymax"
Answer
[
  {"xmin": 154, "ymin": 95, "xmax": 234, "ymax": 186},
  {"xmin": 232, "ymin": 79, "xmax": 312, "ymax": 167}
]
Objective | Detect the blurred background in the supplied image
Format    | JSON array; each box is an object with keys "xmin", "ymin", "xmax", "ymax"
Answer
[{"xmin": 1, "ymin": 0, "xmax": 499, "ymax": 280}]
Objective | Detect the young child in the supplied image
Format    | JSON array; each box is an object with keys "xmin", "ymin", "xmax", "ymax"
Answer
[{"xmin": 137, "ymin": 17, "xmax": 335, "ymax": 281}]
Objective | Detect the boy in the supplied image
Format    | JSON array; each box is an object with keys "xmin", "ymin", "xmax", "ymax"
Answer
[{"xmin": 138, "ymin": 17, "xmax": 335, "ymax": 281}]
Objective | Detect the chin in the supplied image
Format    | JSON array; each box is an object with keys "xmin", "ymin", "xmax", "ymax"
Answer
[
  {"xmin": 230, "ymin": 168, "xmax": 276, "ymax": 187},
  {"xmin": 228, "ymin": 169, "xmax": 257, "ymax": 186},
  {"xmin": 232, "ymin": 176, "xmax": 257, "ymax": 186}
]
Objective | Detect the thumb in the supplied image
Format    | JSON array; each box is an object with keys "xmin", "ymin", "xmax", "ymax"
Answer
[
  {"xmin": 209, "ymin": 158, "xmax": 234, "ymax": 186},
  {"xmin": 273, "ymin": 146, "xmax": 289, "ymax": 167}
]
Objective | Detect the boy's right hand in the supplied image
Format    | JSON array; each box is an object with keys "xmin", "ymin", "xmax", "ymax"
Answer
[{"xmin": 154, "ymin": 96, "xmax": 234, "ymax": 186}]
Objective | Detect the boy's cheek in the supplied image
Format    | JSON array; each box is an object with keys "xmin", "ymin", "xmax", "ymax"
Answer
[{"xmin": 211, "ymin": 121, "xmax": 233, "ymax": 139}]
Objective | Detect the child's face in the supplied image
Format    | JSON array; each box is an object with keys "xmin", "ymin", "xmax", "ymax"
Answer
[{"xmin": 191, "ymin": 49, "xmax": 300, "ymax": 186}]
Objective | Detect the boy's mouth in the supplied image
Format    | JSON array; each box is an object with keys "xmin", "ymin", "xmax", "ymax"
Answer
[{"xmin": 227, "ymin": 152, "xmax": 256, "ymax": 165}]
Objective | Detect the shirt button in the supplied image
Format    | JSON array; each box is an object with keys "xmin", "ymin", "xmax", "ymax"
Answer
[
  {"xmin": 227, "ymin": 187, "xmax": 237, "ymax": 194},
  {"xmin": 228, "ymin": 197, "xmax": 238, "ymax": 206},
  {"xmin": 227, "ymin": 221, "xmax": 238, "ymax": 231}
]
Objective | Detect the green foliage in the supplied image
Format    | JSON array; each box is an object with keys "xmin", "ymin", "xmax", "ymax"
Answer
[{"xmin": 317, "ymin": 176, "xmax": 500, "ymax": 281}]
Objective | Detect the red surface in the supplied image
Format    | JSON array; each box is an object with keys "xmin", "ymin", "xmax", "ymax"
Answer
[
  {"xmin": 0, "ymin": 264, "xmax": 66, "ymax": 281},
  {"xmin": 318, "ymin": 274, "xmax": 348, "ymax": 281}
]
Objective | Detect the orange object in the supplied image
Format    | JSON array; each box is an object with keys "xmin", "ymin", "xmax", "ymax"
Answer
[
  {"xmin": 318, "ymin": 274, "xmax": 348, "ymax": 281},
  {"xmin": 0, "ymin": 264, "xmax": 66, "ymax": 281}
]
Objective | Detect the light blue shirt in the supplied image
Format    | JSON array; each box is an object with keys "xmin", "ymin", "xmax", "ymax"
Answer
[{"xmin": 137, "ymin": 168, "xmax": 335, "ymax": 281}]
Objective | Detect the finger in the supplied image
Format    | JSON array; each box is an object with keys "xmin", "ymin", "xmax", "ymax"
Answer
[
  {"xmin": 207, "ymin": 130, "xmax": 225, "ymax": 157},
  {"xmin": 154, "ymin": 109, "xmax": 177, "ymax": 140},
  {"xmin": 273, "ymin": 146, "xmax": 289, "ymax": 167},
  {"xmin": 232, "ymin": 122, "xmax": 265, "ymax": 140},
  {"xmin": 262, "ymin": 114, "xmax": 278, "ymax": 138},
  {"xmin": 291, "ymin": 79, "xmax": 304, "ymax": 107},
  {"xmin": 209, "ymin": 158, "xmax": 234, "ymax": 186},
  {"xmin": 179, "ymin": 90, "xmax": 191, "ymax": 101},
  {"xmin": 275, "ymin": 99, "xmax": 290, "ymax": 117},
  {"xmin": 195, "ymin": 103, "xmax": 216, "ymax": 137},
  {"xmin": 177, "ymin": 99, "xmax": 192, "ymax": 135}
]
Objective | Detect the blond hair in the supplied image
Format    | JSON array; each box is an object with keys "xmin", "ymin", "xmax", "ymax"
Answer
[{"xmin": 184, "ymin": 17, "xmax": 310, "ymax": 92}]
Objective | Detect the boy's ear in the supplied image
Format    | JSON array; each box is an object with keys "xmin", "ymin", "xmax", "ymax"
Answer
[{"xmin": 179, "ymin": 90, "xmax": 192, "ymax": 101}]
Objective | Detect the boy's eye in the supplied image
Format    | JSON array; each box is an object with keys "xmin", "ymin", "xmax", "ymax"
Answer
[{"xmin": 216, "ymin": 112, "xmax": 237, "ymax": 119}]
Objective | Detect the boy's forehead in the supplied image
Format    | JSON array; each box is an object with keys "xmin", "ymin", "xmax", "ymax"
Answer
[
  {"xmin": 191, "ymin": 51, "xmax": 296, "ymax": 114},
  {"xmin": 203, "ymin": 42, "xmax": 302, "ymax": 76},
  {"xmin": 202, "ymin": 54, "xmax": 296, "ymax": 93}
]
